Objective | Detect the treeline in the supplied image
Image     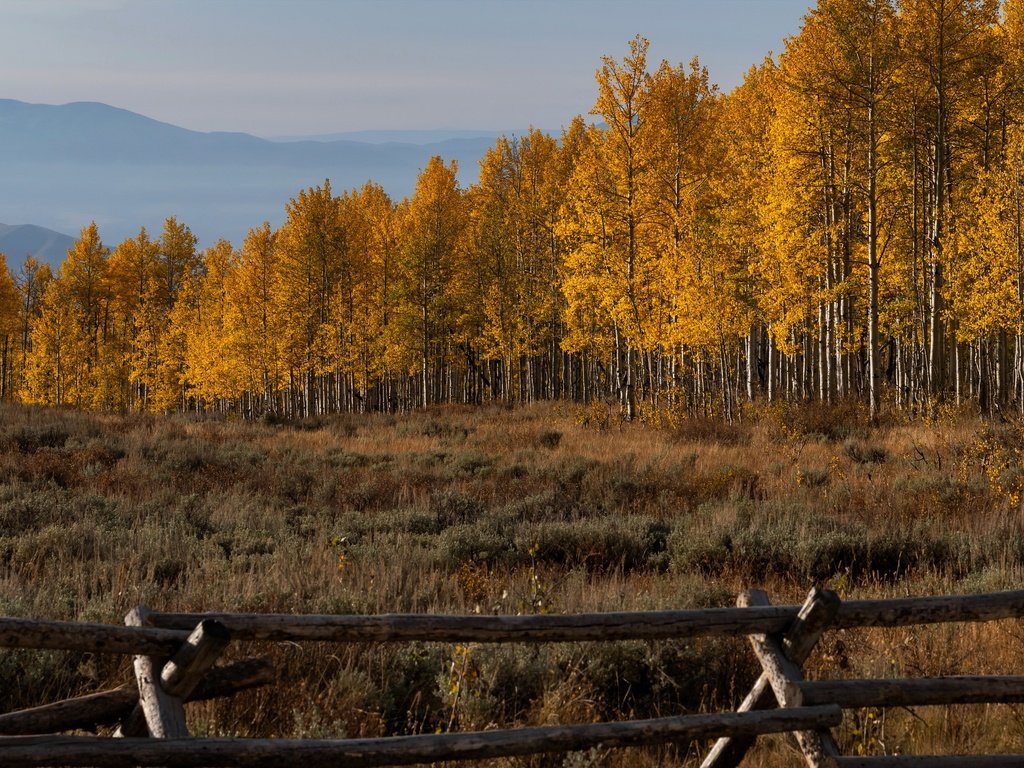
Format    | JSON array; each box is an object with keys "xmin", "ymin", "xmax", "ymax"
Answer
[{"xmin": 3, "ymin": 0, "xmax": 1024, "ymax": 420}]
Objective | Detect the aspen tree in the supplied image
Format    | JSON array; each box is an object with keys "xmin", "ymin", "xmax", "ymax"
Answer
[
  {"xmin": 21, "ymin": 278, "xmax": 61, "ymax": 406},
  {"xmin": 63, "ymin": 223, "xmax": 110, "ymax": 387},
  {"xmin": 1004, "ymin": 0, "xmax": 1024, "ymax": 114},
  {"xmin": 559, "ymin": 122, "xmax": 615, "ymax": 400},
  {"xmin": 955, "ymin": 127, "xmax": 1024, "ymax": 412},
  {"xmin": 158, "ymin": 217, "xmax": 200, "ymax": 308},
  {"xmin": 274, "ymin": 181, "xmax": 345, "ymax": 416},
  {"xmin": 136, "ymin": 218, "xmax": 200, "ymax": 411},
  {"xmin": 322, "ymin": 186, "xmax": 391, "ymax": 412},
  {"xmin": 647, "ymin": 56, "xmax": 752, "ymax": 416},
  {"xmin": 473, "ymin": 130, "xmax": 566, "ymax": 402},
  {"xmin": 26, "ymin": 223, "xmax": 113, "ymax": 408},
  {"xmin": 23, "ymin": 278, "xmax": 86, "ymax": 406},
  {"xmin": 108, "ymin": 228, "xmax": 160, "ymax": 409},
  {"xmin": 468, "ymin": 147, "xmax": 515, "ymax": 400},
  {"xmin": 715, "ymin": 60, "xmax": 778, "ymax": 403},
  {"xmin": 358, "ymin": 183, "xmax": 400, "ymax": 410},
  {"xmin": 562, "ymin": 36, "xmax": 662, "ymax": 418},
  {"xmin": 0, "ymin": 256, "xmax": 20, "ymax": 400},
  {"xmin": 179, "ymin": 240, "xmax": 243, "ymax": 409},
  {"xmin": 898, "ymin": 0, "xmax": 1001, "ymax": 399},
  {"xmin": 394, "ymin": 157, "xmax": 466, "ymax": 408},
  {"xmin": 797, "ymin": 0, "xmax": 901, "ymax": 419},
  {"xmin": 13, "ymin": 256, "xmax": 51, "ymax": 402},
  {"xmin": 228, "ymin": 223, "xmax": 283, "ymax": 416},
  {"xmin": 757, "ymin": 49, "xmax": 833, "ymax": 404}
]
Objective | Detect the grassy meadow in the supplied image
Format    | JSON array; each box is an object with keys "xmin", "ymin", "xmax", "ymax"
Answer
[{"xmin": 3, "ymin": 400, "xmax": 1024, "ymax": 764}]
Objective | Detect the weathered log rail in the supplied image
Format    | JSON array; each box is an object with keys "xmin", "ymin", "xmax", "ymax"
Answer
[
  {"xmin": 0, "ymin": 708, "xmax": 844, "ymax": 767},
  {"xmin": 8, "ymin": 589, "xmax": 1024, "ymax": 653},
  {"xmin": 3, "ymin": 589, "xmax": 1024, "ymax": 766},
  {"xmin": 0, "ymin": 657, "xmax": 274, "ymax": 736}
]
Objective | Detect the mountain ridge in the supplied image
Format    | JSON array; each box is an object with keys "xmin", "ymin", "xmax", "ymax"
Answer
[
  {"xmin": 266, "ymin": 129, "xmax": 542, "ymax": 144},
  {"xmin": 0, "ymin": 99, "xmax": 519, "ymax": 248},
  {"xmin": 0, "ymin": 222, "xmax": 75, "ymax": 270}
]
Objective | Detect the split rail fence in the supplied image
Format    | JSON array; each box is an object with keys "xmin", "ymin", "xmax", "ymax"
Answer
[{"xmin": 4, "ymin": 588, "xmax": 1024, "ymax": 766}]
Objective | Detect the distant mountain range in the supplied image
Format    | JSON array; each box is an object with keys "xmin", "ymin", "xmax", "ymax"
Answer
[
  {"xmin": 267, "ymin": 129, "xmax": 525, "ymax": 144},
  {"xmin": 0, "ymin": 222, "xmax": 74, "ymax": 271},
  {"xmin": 0, "ymin": 99, "xmax": 528, "ymax": 249}
]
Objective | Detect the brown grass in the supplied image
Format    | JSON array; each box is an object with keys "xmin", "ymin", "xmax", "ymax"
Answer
[{"xmin": 2, "ymin": 400, "xmax": 1024, "ymax": 764}]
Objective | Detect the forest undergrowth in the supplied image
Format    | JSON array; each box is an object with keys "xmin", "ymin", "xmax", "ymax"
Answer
[{"xmin": 3, "ymin": 399, "xmax": 1024, "ymax": 765}]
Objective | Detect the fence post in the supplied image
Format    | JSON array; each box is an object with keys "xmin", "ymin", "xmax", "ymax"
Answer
[
  {"xmin": 743, "ymin": 589, "xmax": 840, "ymax": 767},
  {"xmin": 0, "ymin": 656, "xmax": 274, "ymax": 736},
  {"xmin": 117, "ymin": 608, "xmax": 230, "ymax": 739},
  {"xmin": 702, "ymin": 587, "xmax": 841, "ymax": 768}
]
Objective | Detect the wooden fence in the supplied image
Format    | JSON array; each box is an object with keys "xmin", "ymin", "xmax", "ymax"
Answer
[{"xmin": 4, "ymin": 588, "xmax": 1024, "ymax": 766}]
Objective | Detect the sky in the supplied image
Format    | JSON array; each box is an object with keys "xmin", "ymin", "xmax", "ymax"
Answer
[{"xmin": 1, "ymin": 0, "xmax": 812, "ymax": 137}]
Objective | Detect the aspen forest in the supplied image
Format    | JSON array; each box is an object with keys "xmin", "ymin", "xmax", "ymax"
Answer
[{"xmin": 5, "ymin": 0, "xmax": 1024, "ymax": 422}]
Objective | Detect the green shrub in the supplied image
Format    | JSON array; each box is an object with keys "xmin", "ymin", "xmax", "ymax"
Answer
[
  {"xmin": 377, "ymin": 644, "xmax": 447, "ymax": 734},
  {"xmin": 439, "ymin": 522, "xmax": 515, "ymax": 566},
  {"xmin": 447, "ymin": 451, "xmax": 493, "ymax": 477},
  {"xmin": 574, "ymin": 637, "xmax": 755, "ymax": 720},
  {"xmin": 431, "ymin": 490, "xmax": 486, "ymax": 529},
  {"xmin": 519, "ymin": 516, "xmax": 669, "ymax": 573}
]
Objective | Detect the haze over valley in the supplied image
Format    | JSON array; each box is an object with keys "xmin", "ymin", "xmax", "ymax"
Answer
[{"xmin": 0, "ymin": 98, "xmax": 506, "ymax": 250}]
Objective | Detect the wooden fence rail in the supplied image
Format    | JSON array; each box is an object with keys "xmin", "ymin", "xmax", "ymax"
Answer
[
  {"xmin": 143, "ymin": 589, "xmax": 1024, "ymax": 641},
  {"xmin": 0, "ymin": 707, "xmax": 843, "ymax": 767},
  {"xmin": 3, "ymin": 588, "xmax": 1024, "ymax": 766},
  {"xmin": 0, "ymin": 657, "xmax": 274, "ymax": 736},
  {"xmin": 0, "ymin": 616, "xmax": 187, "ymax": 654},
  {"xmin": 7, "ymin": 589, "xmax": 1024, "ymax": 655}
]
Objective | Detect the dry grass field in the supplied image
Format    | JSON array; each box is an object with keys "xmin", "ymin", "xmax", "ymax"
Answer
[{"xmin": 3, "ymin": 399, "xmax": 1024, "ymax": 765}]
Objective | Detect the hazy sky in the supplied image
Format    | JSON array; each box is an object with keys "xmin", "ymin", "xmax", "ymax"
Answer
[{"xmin": 2, "ymin": 0, "xmax": 812, "ymax": 137}]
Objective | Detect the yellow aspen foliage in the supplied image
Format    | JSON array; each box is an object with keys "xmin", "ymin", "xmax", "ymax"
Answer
[
  {"xmin": 1004, "ymin": 0, "xmax": 1024, "ymax": 114},
  {"xmin": 149, "ymin": 277, "xmax": 190, "ymax": 412},
  {"xmin": 713, "ymin": 59, "xmax": 777, "ymax": 326},
  {"xmin": 273, "ymin": 180, "xmax": 344, "ymax": 415},
  {"xmin": 588, "ymin": 35, "xmax": 661, "ymax": 353},
  {"xmin": 109, "ymin": 228, "xmax": 160, "ymax": 317},
  {"xmin": 23, "ymin": 278, "xmax": 88, "ymax": 406},
  {"xmin": 18, "ymin": 20, "xmax": 1024, "ymax": 418},
  {"xmin": 392, "ymin": 156, "xmax": 467, "ymax": 407},
  {"xmin": 131, "ymin": 276, "xmax": 170, "ymax": 411},
  {"xmin": 0, "ymin": 256, "xmax": 21, "ymax": 400},
  {"xmin": 899, "ymin": 0, "xmax": 1002, "ymax": 394},
  {"xmin": 62, "ymin": 222, "xmax": 110, "ymax": 366},
  {"xmin": 180, "ymin": 240, "xmax": 244, "ymax": 406},
  {"xmin": 954, "ymin": 128, "xmax": 1024, "ymax": 340},
  {"xmin": 559, "ymin": 122, "xmax": 613, "ymax": 358},
  {"xmin": 226, "ymin": 222, "xmax": 284, "ymax": 413},
  {"xmin": 338, "ymin": 182, "xmax": 399, "ymax": 408},
  {"xmin": 646, "ymin": 57, "xmax": 751, "ymax": 354},
  {"xmin": 107, "ymin": 228, "xmax": 160, "ymax": 409},
  {"xmin": 13, "ymin": 257, "xmax": 51, "ymax": 402},
  {"xmin": 323, "ymin": 189, "xmax": 380, "ymax": 405},
  {"xmin": 129, "ymin": 218, "xmax": 201, "ymax": 411},
  {"xmin": 23, "ymin": 223, "xmax": 110, "ymax": 408},
  {"xmin": 157, "ymin": 216, "xmax": 200, "ymax": 308},
  {"xmin": 472, "ymin": 129, "xmax": 568, "ymax": 401}
]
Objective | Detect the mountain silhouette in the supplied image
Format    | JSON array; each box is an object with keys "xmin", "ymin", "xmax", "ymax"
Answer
[
  {"xmin": 0, "ymin": 222, "xmax": 75, "ymax": 271},
  {"xmin": 0, "ymin": 99, "xmax": 505, "ymax": 248}
]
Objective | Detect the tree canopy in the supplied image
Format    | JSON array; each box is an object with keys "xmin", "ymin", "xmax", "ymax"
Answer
[{"xmin": 7, "ymin": 3, "xmax": 1024, "ymax": 420}]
